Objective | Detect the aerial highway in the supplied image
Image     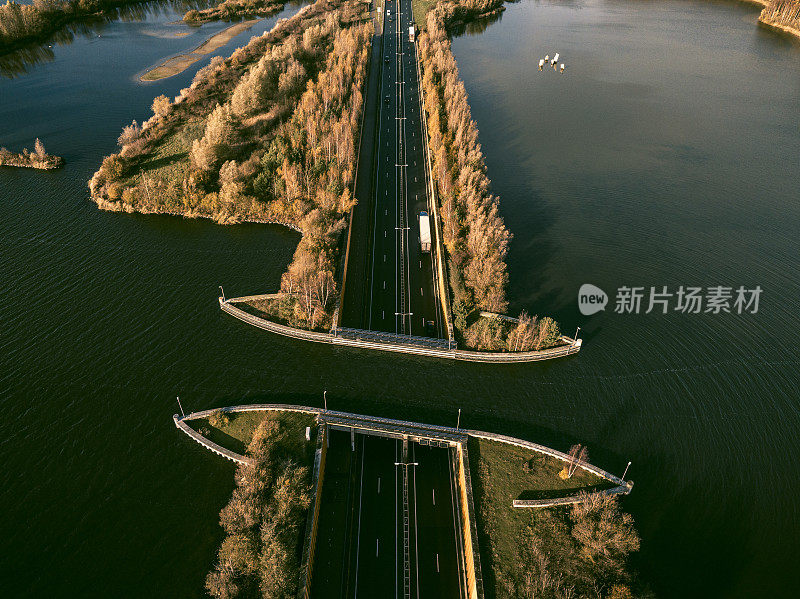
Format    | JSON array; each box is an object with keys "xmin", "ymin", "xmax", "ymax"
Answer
[
  {"xmin": 311, "ymin": 430, "xmax": 463, "ymax": 598},
  {"xmin": 341, "ymin": 0, "xmax": 442, "ymax": 339}
]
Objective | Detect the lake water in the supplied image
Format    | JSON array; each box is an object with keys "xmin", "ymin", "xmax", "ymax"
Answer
[{"xmin": 1, "ymin": 0, "xmax": 799, "ymax": 596}]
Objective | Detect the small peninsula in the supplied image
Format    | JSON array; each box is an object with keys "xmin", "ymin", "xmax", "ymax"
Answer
[{"xmin": 0, "ymin": 139, "xmax": 63, "ymax": 169}]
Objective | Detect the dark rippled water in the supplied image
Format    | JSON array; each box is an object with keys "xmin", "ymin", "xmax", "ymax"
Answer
[{"xmin": 1, "ymin": 0, "xmax": 799, "ymax": 596}]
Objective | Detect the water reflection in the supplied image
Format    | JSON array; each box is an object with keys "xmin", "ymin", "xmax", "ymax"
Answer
[
  {"xmin": 449, "ymin": 9, "xmax": 504, "ymax": 37},
  {"xmin": 0, "ymin": 0, "xmax": 215, "ymax": 78}
]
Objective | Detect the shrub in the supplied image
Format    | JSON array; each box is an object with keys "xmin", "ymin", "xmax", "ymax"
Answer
[{"xmin": 209, "ymin": 409, "xmax": 232, "ymax": 429}]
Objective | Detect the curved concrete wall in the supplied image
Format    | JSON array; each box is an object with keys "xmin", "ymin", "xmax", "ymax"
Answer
[{"xmin": 220, "ymin": 297, "xmax": 582, "ymax": 363}]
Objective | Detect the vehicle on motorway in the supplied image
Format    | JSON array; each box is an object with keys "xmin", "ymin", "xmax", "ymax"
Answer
[
  {"xmin": 419, "ymin": 211, "xmax": 431, "ymax": 252},
  {"xmin": 385, "ymin": 55, "xmax": 390, "ymax": 63},
  {"xmin": 385, "ymin": 95, "xmax": 390, "ymax": 104},
  {"xmin": 425, "ymin": 320, "xmax": 435, "ymax": 336},
  {"xmin": 409, "ymin": 25, "xmax": 415, "ymax": 42}
]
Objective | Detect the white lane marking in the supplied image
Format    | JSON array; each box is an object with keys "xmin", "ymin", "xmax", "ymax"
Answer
[
  {"xmin": 420, "ymin": 288, "xmax": 423, "ymax": 296},
  {"xmin": 436, "ymin": 553, "xmax": 440, "ymax": 573},
  {"xmin": 377, "ymin": 538, "xmax": 379, "ymax": 557},
  {"xmin": 378, "ymin": 477, "xmax": 381, "ymax": 494},
  {"xmin": 433, "ymin": 488, "xmax": 435, "ymax": 505},
  {"xmin": 354, "ymin": 439, "xmax": 366, "ymax": 595},
  {"xmin": 384, "ymin": 280, "xmax": 386, "ymax": 289}
]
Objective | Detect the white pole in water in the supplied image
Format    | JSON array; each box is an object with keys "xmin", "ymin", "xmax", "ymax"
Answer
[
  {"xmin": 177, "ymin": 396, "xmax": 185, "ymax": 418},
  {"xmin": 324, "ymin": 390, "xmax": 328, "ymax": 412},
  {"xmin": 573, "ymin": 326, "xmax": 581, "ymax": 346},
  {"xmin": 456, "ymin": 408, "xmax": 461, "ymax": 431},
  {"xmin": 623, "ymin": 461, "xmax": 632, "ymax": 480}
]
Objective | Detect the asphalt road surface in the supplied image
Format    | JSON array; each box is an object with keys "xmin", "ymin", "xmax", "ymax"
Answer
[
  {"xmin": 310, "ymin": 431, "xmax": 462, "ymax": 598},
  {"xmin": 340, "ymin": 0, "xmax": 441, "ymax": 337}
]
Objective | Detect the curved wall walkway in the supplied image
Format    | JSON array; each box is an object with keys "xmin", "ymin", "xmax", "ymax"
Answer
[
  {"xmin": 220, "ymin": 296, "xmax": 582, "ymax": 362},
  {"xmin": 175, "ymin": 404, "xmax": 632, "ymax": 503}
]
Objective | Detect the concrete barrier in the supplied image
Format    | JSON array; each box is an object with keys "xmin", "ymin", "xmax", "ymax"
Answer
[
  {"xmin": 297, "ymin": 423, "xmax": 327, "ymax": 599},
  {"xmin": 173, "ymin": 414, "xmax": 253, "ymax": 466},
  {"xmin": 176, "ymin": 407, "xmax": 626, "ymax": 493},
  {"xmin": 512, "ymin": 483, "xmax": 633, "ymax": 509},
  {"xmin": 456, "ymin": 443, "xmax": 485, "ymax": 599},
  {"xmin": 220, "ymin": 296, "xmax": 582, "ymax": 363}
]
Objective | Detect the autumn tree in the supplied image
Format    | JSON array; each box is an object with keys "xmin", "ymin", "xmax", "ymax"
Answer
[
  {"xmin": 34, "ymin": 138, "xmax": 46, "ymax": 158},
  {"xmin": 151, "ymin": 94, "xmax": 171, "ymax": 119}
]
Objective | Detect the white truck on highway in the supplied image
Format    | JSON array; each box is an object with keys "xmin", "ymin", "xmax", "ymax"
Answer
[
  {"xmin": 419, "ymin": 211, "xmax": 431, "ymax": 253},
  {"xmin": 409, "ymin": 25, "xmax": 415, "ymax": 42}
]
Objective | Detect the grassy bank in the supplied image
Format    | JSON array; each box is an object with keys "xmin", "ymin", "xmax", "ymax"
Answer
[
  {"xmin": 411, "ymin": 0, "xmax": 437, "ymax": 23},
  {"xmin": 140, "ymin": 19, "xmax": 261, "ymax": 81},
  {"xmin": 202, "ymin": 414, "xmax": 317, "ymax": 598},
  {"xmin": 187, "ymin": 408, "xmax": 315, "ymax": 455},
  {"xmin": 469, "ymin": 436, "xmax": 644, "ymax": 598},
  {"xmin": 0, "ymin": 139, "xmax": 62, "ymax": 169}
]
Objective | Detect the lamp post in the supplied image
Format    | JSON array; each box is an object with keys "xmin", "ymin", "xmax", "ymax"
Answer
[
  {"xmin": 622, "ymin": 461, "xmax": 632, "ymax": 480},
  {"xmin": 456, "ymin": 408, "xmax": 461, "ymax": 431}
]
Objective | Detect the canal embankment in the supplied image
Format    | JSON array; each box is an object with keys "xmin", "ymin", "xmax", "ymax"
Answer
[
  {"xmin": 220, "ymin": 294, "xmax": 582, "ymax": 362},
  {"xmin": 175, "ymin": 404, "xmax": 636, "ymax": 598}
]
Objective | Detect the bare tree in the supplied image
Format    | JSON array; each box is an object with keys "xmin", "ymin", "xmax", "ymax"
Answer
[{"xmin": 567, "ymin": 444, "xmax": 589, "ymax": 478}]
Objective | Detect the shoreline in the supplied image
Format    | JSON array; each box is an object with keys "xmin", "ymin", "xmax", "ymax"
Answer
[
  {"xmin": 0, "ymin": 159, "xmax": 63, "ymax": 170},
  {"xmin": 139, "ymin": 19, "xmax": 261, "ymax": 81},
  {"xmin": 93, "ymin": 196, "xmax": 302, "ymax": 231},
  {"xmin": 736, "ymin": 0, "xmax": 800, "ymax": 40},
  {"xmin": 759, "ymin": 14, "xmax": 800, "ymax": 37}
]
